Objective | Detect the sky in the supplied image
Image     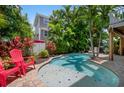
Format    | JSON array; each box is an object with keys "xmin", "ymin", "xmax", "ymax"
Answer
[{"xmin": 21, "ymin": 5, "xmax": 63, "ymax": 26}]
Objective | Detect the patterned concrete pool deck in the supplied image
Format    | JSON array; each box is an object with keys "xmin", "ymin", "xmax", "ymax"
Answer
[
  {"xmin": 7, "ymin": 54, "xmax": 124, "ymax": 87},
  {"xmin": 38, "ymin": 64, "xmax": 87, "ymax": 87}
]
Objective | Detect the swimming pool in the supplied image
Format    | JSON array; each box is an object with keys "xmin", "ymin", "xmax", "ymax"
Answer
[{"xmin": 38, "ymin": 53, "xmax": 119, "ymax": 87}]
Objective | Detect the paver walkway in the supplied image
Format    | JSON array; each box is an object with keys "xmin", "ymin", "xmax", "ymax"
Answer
[
  {"xmin": 7, "ymin": 63, "xmax": 46, "ymax": 87},
  {"xmin": 7, "ymin": 57, "xmax": 53, "ymax": 87}
]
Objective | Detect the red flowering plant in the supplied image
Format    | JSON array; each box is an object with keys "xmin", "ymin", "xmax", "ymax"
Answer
[
  {"xmin": 0, "ymin": 40, "xmax": 15, "ymax": 69},
  {"xmin": 0, "ymin": 36, "xmax": 23, "ymax": 58},
  {"xmin": 24, "ymin": 37, "xmax": 33, "ymax": 47},
  {"xmin": 9, "ymin": 36, "xmax": 23, "ymax": 49},
  {"xmin": 9, "ymin": 36, "xmax": 33, "ymax": 57},
  {"xmin": 0, "ymin": 36, "xmax": 34, "ymax": 69},
  {"xmin": 23, "ymin": 37, "xmax": 34, "ymax": 57},
  {"xmin": 0, "ymin": 40, "xmax": 8, "ymax": 57},
  {"xmin": 46, "ymin": 41, "xmax": 56, "ymax": 55}
]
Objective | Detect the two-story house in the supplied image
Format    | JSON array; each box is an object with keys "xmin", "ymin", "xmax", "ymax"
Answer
[
  {"xmin": 33, "ymin": 14, "xmax": 49, "ymax": 54},
  {"xmin": 34, "ymin": 13, "xmax": 49, "ymax": 40}
]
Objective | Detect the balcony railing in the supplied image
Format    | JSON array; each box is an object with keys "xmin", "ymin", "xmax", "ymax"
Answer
[{"xmin": 108, "ymin": 7, "xmax": 124, "ymax": 25}]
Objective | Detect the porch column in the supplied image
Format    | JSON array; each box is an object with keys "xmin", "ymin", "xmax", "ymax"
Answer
[
  {"xmin": 39, "ymin": 28, "xmax": 41, "ymax": 40},
  {"xmin": 119, "ymin": 37, "xmax": 124, "ymax": 55},
  {"xmin": 109, "ymin": 29, "xmax": 114, "ymax": 61}
]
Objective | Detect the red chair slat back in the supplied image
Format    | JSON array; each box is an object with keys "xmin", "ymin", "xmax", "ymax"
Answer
[{"xmin": 10, "ymin": 49, "xmax": 24, "ymax": 62}]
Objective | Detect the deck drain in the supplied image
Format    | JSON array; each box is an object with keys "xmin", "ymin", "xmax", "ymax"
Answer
[{"xmin": 68, "ymin": 79, "xmax": 71, "ymax": 81}]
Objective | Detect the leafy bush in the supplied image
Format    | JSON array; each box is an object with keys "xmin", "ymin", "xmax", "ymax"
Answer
[
  {"xmin": 23, "ymin": 37, "xmax": 33, "ymax": 56},
  {"xmin": 38, "ymin": 50, "xmax": 49, "ymax": 58},
  {"xmin": 0, "ymin": 6, "xmax": 33, "ymax": 39},
  {"xmin": 114, "ymin": 45, "xmax": 119, "ymax": 54},
  {"xmin": 113, "ymin": 37, "xmax": 119, "ymax": 55},
  {"xmin": 0, "ymin": 36, "xmax": 33, "ymax": 58},
  {"xmin": 0, "ymin": 40, "xmax": 9, "ymax": 57},
  {"xmin": 46, "ymin": 41, "xmax": 56, "ymax": 55},
  {"xmin": 1, "ymin": 57, "xmax": 15, "ymax": 70},
  {"xmin": 0, "ymin": 36, "xmax": 34, "ymax": 69},
  {"xmin": 104, "ymin": 47, "xmax": 109, "ymax": 54}
]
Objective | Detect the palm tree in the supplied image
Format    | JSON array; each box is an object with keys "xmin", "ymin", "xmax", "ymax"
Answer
[
  {"xmin": 48, "ymin": 5, "xmax": 90, "ymax": 54},
  {"xmin": 96, "ymin": 5, "xmax": 116, "ymax": 57}
]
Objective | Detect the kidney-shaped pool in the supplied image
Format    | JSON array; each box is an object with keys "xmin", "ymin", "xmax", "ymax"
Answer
[{"xmin": 38, "ymin": 53, "xmax": 119, "ymax": 87}]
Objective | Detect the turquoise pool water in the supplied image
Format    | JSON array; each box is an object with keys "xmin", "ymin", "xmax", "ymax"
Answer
[{"xmin": 49, "ymin": 53, "xmax": 119, "ymax": 87}]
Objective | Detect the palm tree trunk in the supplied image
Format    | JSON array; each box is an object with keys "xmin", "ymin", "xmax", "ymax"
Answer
[
  {"xmin": 97, "ymin": 29, "xmax": 102, "ymax": 57},
  {"xmin": 97, "ymin": 19, "xmax": 103, "ymax": 57},
  {"xmin": 89, "ymin": 20, "xmax": 95, "ymax": 57},
  {"xmin": 88, "ymin": 6, "xmax": 95, "ymax": 58}
]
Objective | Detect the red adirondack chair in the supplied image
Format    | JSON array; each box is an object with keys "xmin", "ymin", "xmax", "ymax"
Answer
[
  {"xmin": 0, "ymin": 60, "xmax": 21, "ymax": 87},
  {"xmin": 9, "ymin": 49, "xmax": 35, "ymax": 75}
]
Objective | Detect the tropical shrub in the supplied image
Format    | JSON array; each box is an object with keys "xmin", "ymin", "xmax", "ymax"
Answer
[
  {"xmin": 23, "ymin": 37, "xmax": 33, "ymax": 56},
  {"xmin": 49, "ymin": 6, "xmax": 90, "ymax": 54},
  {"xmin": 113, "ymin": 37, "xmax": 120, "ymax": 54},
  {"xmin": 46, "ymin": 41, "xmax": 56, "ymax": 54},
  {"xmin": 9, "ymin": 36, "xmax": 23, "ymax": 49},
  {"xmin": 104, "ymin": 47, "xmax": 109, "ymax": 54},
  {"xmin": 0, "ymin": 5, "xmax": 33, "ymax": 40},
  {"xmin": 48, "ymin": 5, "xmax": 118, "ymax": 56},
  {"xmin": 0, "ymin": 40, "xmax": 9, "ymax": 57},
  {"xmin": 2, "ymin": 57, "xmax": 15, "ymax": 70},
  {"xmin": 38, "ymin": 50, "xmax": 49, "ymax": 58},
  {"xmin": 0, "ymin": 36, "xmax": 34, "ymax": 69}
]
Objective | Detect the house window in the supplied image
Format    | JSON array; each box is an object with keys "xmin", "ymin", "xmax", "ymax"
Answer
[
  {"xmin": 43, "ymin": 18, "xmax": 49, "ymax": 27},
  {"xmin": 44, "ymin": 31, "xmax": 48, "ymax": 36},
  {"xmin": 41, "ymin": 30, "xmax": 44, "ymax": 35},
  {"xmin": 40, "ymin": 30, "xmax": 44, "ymax": 38},
  {"xmin": 40, "ymin": 17, "xmax": 43, "ymax": 26}
]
